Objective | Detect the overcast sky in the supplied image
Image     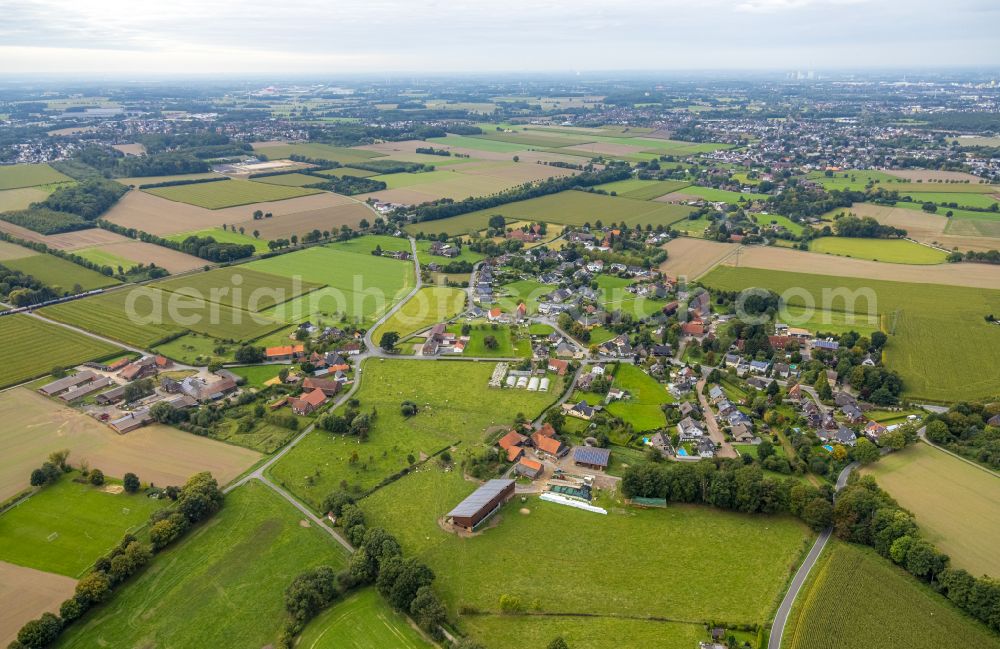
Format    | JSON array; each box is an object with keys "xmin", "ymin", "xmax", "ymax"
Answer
[{"xmin": 1, "ymin": 0, "xmax": 998, "ymax": 77}]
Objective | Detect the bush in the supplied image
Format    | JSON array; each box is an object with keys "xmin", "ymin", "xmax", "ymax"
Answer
[
  {"xmin": 88, "ymin": 469, "xmax": 105, "ymax": 486},
  {"xmin": 122, "ymin": 472, "xmax": 140, "ymax": 493}
]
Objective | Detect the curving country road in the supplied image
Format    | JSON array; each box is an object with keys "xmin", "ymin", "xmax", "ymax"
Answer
[{"xmin": 768, "ymin": 460, "xmax": 857, "ymax": 649}]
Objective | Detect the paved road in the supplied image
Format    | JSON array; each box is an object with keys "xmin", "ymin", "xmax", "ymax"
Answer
[
  {"xmin": 695, "ymin": 379, "xmax": 738, "ymax": 458},
  {"xmin": 769, "ymin": 461, "xmax": 857, "ymax": 649}
]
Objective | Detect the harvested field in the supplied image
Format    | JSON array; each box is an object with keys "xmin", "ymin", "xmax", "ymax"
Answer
[
  {"xmin": 0, "ymin": 164, "xmax": 72, "ymax": 190},
  {"xmin": 862, "ymin": 442, "xmax": 1000, "ymax": 577},
  {"xmin": 104, "ymin": 190, "xmax": 360, "ymax": 236},
  {"xmin": 0, "ymin": 187, "xmax": 52, "ymax": 212},
  {"xmin": 41, "ymin": 227, "xmax": 129, "ymax": 250},
  {"xmin": 405, "ymin": 190, "xmax": 693, "ymax": 235},
  {"xmin": 837, "ymin": 202, "xmax": 999, "ymax": 252},
  {"xmin": 111, "ymin": 143, "xmax": 146, "ymax": 156},
  {"xmin": 718, "ymin": 245, "xmax": 1000, "ymax": 289},
  {"xmin": 655, "ymin": 191, "xmax": 703, "ymax": 203},
  {"xmin": 0, "ymin": 388, "xmax": 261, "ymax": 502},
  {"xmin": 0, "ymin": 240, "xmax": 36, "ymax": 261},
  {"xmin": 0, "ymin": 219, "xmax": 53, "ymax": 245},
  {"xmin": 0, "ymin": 561, "xmax": 75, "ymax": 648},
  {"xmin": 252, "ymin": 172, "xmax": 325, "ymax": 187},
  {"xmin": 561, "ymin": 141, "xmax": 647, "ymax": 156},
  {"xmin": 0, "ymin": 314, "xmax": 121, "ymax": 389},
  {"xmin": 659, "ymin": 238, "xmax": 738, "ymax": 279},
  {"xmin": 885, "ymin": 169, "xmax": 986, "ymax": 183},
  {"xmin": 232, "ymin": 202, "xmax": 372, "ymax": 240},
  {"xmin": 144, "ymin": 179, "xmax": 321, "ymax": 210},
  {"xmin": 75, "ymin": 241, "xmax": 205, "ymax": 273}
]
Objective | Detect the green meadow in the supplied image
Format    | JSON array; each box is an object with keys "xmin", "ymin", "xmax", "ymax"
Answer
[{"xmin": 809, "ymin": 237, "xmax": 947, "ymax": 264}]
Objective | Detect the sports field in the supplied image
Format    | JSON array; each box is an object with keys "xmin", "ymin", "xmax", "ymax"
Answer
[
  {"xmin": 4, "ymin": 254, "xmax": 121, "ymax": 290},
  {"xmin": 144, "ymin": 179, "xmax": 322, "ymax": 209},
  {"xmin": 604, "ymin": 363, "xmax": 674, "ymax": 431},
  {"xmin": 361, "ymin": 465, "xmax": 812, "ymax": 639},
  {"xmin": 782, "ymin": 541, "xmax": 999, "ymax": 649},
  {"xmin": 0, "ymin": 474, "xmax": 163, "ymax": 577},
  {"xmin": 269, "ymin": 359, "xmax": 560, "ymax": 507},
  {"xmin": 55, "ymin": 481, "xmax": 347, "ymax": 649},
  {"xmin": 808, "ymin": 237, "xmax": 947, "ymax": 264},
  {"xmin": 296, "ymin": 588, "xmax": 432, "ymax": 649},
  {"xmin": 0, "ymin": 315, "xmax": 121, "ymax": 389},
  {"xmin": 862, "ymin": 443, "xmax": 1000, "ymax": 577},
  {"xmin": 701, "ymin": 266, "xmax": 1000, "ymax": 401},
  {"xmin": 371, "ymin": 286, "xmax": 465, "ymax": 340},
  {"xmin": 0, "ymin": 389, "xmax": 260, "ymax": 503},
  {"xmin": 0, "ymin": 164, "xmax": 72, "ymax": 190},
  {"xmin": 406, "ymin": 190, "xmax": 693, "ymax": 236},
  {"xmin": 249, "ymin": 244, "xmax": 415, "ymax": 326}
]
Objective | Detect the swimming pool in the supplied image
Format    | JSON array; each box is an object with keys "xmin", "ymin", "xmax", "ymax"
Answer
[
  {"xmin": 677, "ymin": 448, "xmax": 689, "ymax": 457},
  {"xmin": 822, "ymin": 444, "xmax": 834, "ymax": 452}
]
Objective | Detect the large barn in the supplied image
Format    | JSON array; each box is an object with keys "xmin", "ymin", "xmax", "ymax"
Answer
[{"xmin": 446, "ymin": 479, "xmax": 515, "ymax": 531}]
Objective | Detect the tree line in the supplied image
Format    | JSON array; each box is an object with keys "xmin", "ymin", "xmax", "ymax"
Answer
[{"xmin": 97, "ymin": 221, "xmax": 255, "ymax": 262}]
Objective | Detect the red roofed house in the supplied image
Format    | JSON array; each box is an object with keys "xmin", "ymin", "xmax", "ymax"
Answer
[
  {"xmin": 769, "ymin": 335, "xmax": 802, "ymax": 350},
  {"xmin": 681, "ymin": 321, "xmax": 705, "ymax": 336},
  {"xmin": 497, "ymin": 430, "xmax": 528, "ymax": 462},
  {"xmin": 532, "ymin": 432, "xmax": 567, "ymax": 458},
  {"xmin": 864, "ymin": 420, "xmax": 888, "ymax": 442},
  {"xmin": 536, "ymin": 422, "xmax": 558, "ymax": 438},
  {"xmin": 302, "ymin": 377, "xmax": 341, "ymax": 397},
  {"xmin": 487, "ymin": 307, "xmax": 503, "ymax": 321},
  {"xmin": 290, "ymin": 388, "xmax": 327, "ymax": 415},
  {"xmin": 266, "ymin": 344, "xmax": 305, "ymax": 361},
  {"xmin": 516, "ymin": 303, "xmax": 527, "ymax": 320},
  {"xmin": 547, "ymin": 359, "xmax": 569, "ymax": 376}
]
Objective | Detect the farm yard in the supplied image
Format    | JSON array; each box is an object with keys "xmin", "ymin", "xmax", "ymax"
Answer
[
  {"xmin": 268, "ymin": 359, "xmax": 560, "ymax": 507},
  {"xmin": 0, "ymin": 562, "xmax": 76, "ymax": 648},
  {"xmin": 702, "ymin": 266, "xmax": 1000, "ymax": 402},
  {"xmin": 781, "ymin": 542, "xmax": 1000, "ymax": 649},
  {"xmin": 361, "ymin": 465, "xmax": 812, "ymax": 646},
  {"xmin": 0, "ymin": 473, "xmax": 163, "ymax": 577},
  {"xmin": 0, "ymin": 315, "xmax": 121, "ymax": 389},
  {"xmin": 862, "ymin": 443, "xmax": 1000, "ymax": 577},
  {"xmin": 296, "ymin": 588, "xmax": 433, "ymax": 649},
  {"xmin": 0, "ymin": 163, "xmax": 72, "ymax": 190},
  {"xmin": 0, "ymin": 389, "xmax": 260, "ymax": 503},
  {"xmin": 808, "ymin": 237, "xmax": 948, "ymax": 264},
  {"xmin": 53, "ymin": 481, "xmax": 347, "ymax": 649},
  {"xmin": 143, "ymin": 179, "xmax": 322, "ymax": 209}
]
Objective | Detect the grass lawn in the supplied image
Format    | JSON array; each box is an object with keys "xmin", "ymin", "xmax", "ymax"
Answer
[
  {"xmin": 405, "ymin": 190, "xmax": 693, "ymax": 236},
  {"xmin": 427, "ymin": 135, "xmax": 527, "ymax": 153},
  {"xmin": 333, "ymin": 234, "xmax": 411, "ymax": 256},
  {"xmin": 371, "ymin": 286, "xmax": 465, "ymax": 340},
  {"xmin": 680, "ymin": 186, "xmax": 770, "ymax": 203},
  {"xmin": 861, "ymin": 443, "xmax": 1000, "ymax": 577},
  {"xmin": 587, "ymin": 326, "xmax": 617, "ymax": 346},
  {"xmin": 899, "ymin": 191, "xmax": 1000, "ymax": 210},
  {"xmin": 594, "ymin": 178, "xmax": 691, "ymax": 200},
  {"xmin": 780, "ymin": 304, "xmax": 880, "ymax": 336},
  {"xmin": 495, "ymin": 279, "xmax": 547, "ymax": 314},
  {"xmin": 250, "ymin": 245, "xmax": 415, "ymax": 327},
  {"xmin": 782, "ymin": 541, "xmax": 999, "ymax": 649},
  {"xmin": 252, "ymin": 172, "xmax": 325, "ymax": 187},
  {"xmin": 0, "ymin": 314, "xmax": 121, "ymax": 388},
  {"xmin": 754, "ymin": 213, "xmax": 806, "ymax": 235},
  {"xmin": 165, "ymin": 227, "xmax": 270, "ymax": 253},
  {"xmin": 152, "ymin": 266, "xmax": 322, "ymax": 312},
  {"xmin": 0, "ymin": 473, "xmax": 162, "ymax": 577},
  {"xmin": 808, "ymin": 237, "xmax": 947, "ymax": 264},
  {"xmin": 268, "ymin": 359, "xmax": 560, "ymax": 508},
  {"xmin": 72, "ymin": 247, "xmax": 140, "ymax": 271},
  {"xmin": 296, "ymin": 588, "xmax": 432, "ymax": 649},
  {"xmin": 734, "ymin": 443, "xmax": 786, "ymax": 459},
  {"xmin": 55, "ymin": 481, "xmax": 348, "ymax": 649},
  {"xmin": 809, "ymin": 170, "xmax": 904, "ymax": 192},
  {"xmin": 4, "ymin": 254, "xmax": 120, "ymax": 291},
  {"xmin": 144, "ymin": 179, "xmax": 321, "ymax": 209},
  {"xmin": 604, "ymin": 364, "xmax": 673, "ymax": 431},
  {"xmin": 445, "ymin": 323, "xmax": 531, "ymax": 357},
  {"xmin": 371, "ymin": 169, "xmax": 457, "ymax": 189},
  {"xmin": 0, "ymin": 163, "xmax": 72, "ymax": 190},
  {"xmin": 701, "ymin": 266, "xmax": 1000, "ymax": 402},
  {"xmin": 228, "ymin": 364, "xmax": 286, "ymax": 388},
  {"xmin": 153, "ymin": 332, "xmax": 235, "ymax": 366},
  {"xmin": 361, "ymin": 465, "xmax": 812, "ymax": 632},
  {"xmin": 462, "ymin": 615, "xmax": 704, "ymax": 649}
]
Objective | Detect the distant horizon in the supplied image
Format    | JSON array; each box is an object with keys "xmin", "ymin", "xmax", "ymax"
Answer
[{"xmin": 2, "ymin": 0, "xmax": 998, "ymax": 76}]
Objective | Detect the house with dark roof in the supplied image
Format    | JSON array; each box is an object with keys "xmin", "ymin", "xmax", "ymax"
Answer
[
  {"xmin": 446, "ymin": 479, "xmax": 515, "ymax": 531},
  {"xmin": 563, "ymin": 400, "xmax": 596, "ymax": 421}
]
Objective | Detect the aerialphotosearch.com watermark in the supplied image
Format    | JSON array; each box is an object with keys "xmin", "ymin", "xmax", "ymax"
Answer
[{"xmin": 119, "ymin": 271, "xmax": 880, "ymax": 330}]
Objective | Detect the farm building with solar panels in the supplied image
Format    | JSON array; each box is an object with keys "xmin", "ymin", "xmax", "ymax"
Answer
[{"xmin": 445, "ymin": 479, "xmax": 515, "ymax": 531}]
